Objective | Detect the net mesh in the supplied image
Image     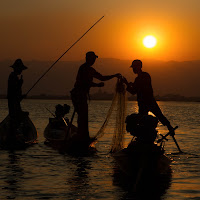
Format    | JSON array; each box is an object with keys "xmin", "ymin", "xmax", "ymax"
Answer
[{"xmin": 93, "ymin": 79, "xmax": 127, "ymax": 153}]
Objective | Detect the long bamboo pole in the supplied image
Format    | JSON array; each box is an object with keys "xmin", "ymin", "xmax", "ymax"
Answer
[{"xmin": 25, "ymin": 16, "xmax": 105, "ymax": 96}]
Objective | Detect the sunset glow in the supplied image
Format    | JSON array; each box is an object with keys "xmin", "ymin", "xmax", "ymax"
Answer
[
  {"xmin": 143, "ymin": 36, "xmax": 157, "ymax": 48},
  {"xmin": 0, "ymin": 1, "xmax": 199, "ymax": 61}
]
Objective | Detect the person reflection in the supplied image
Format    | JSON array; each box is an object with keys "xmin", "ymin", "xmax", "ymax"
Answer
[
  {"xmin": 3, "ymin": 152, "xmax": 24, "ymax": 199},
  {"xmin": 66, "ymin": 157, "xmax": 92, "ymax": 199}
]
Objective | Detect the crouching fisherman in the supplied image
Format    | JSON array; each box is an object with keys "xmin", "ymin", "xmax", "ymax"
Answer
[
  {"xmin": 124, "ymin": 114, "xmax": 162, "ymax": 163},
  {"xmin": 44, "ymin": 104, "xmax": 78, "ymax": 147},
  {"xmin": 54, "ymin": 104, "xmax": 70, "ymax": 128},
  {"xmin": 125, "ymin": 114, "xmax": 159, "ymax": 146},
  {"xmin": 7, "ymin": 59, "xmax": 28, "ymax": 141}
]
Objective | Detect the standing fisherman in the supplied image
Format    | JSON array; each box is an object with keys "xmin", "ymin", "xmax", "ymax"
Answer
[
  {"xmin": 71, "ymin": 51, "xmax": 121, "ymax": 146},
  {"xmin": 7, "ymin": 59, "xmax": 28, "ymax": 142},
  {"xmin": 7, "ymin": 59, "xmax": 28, "ymax": 118},
  {"xmin": 122, "ymin": 59, "xmax": 174, "ymax": 133}
]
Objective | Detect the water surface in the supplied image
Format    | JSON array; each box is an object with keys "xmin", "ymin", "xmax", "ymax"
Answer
[{"xmin": 0, "ymin": 100, "xmax": 199, "ymax": 199}]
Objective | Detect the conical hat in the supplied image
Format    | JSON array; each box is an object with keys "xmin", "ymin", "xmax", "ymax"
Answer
[{"xmin": 10, "ymin": 59, "xmax": 27, "ymax": 70}]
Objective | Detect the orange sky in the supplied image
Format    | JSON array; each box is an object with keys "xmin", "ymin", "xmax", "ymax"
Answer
[{"xmin": 0, "ymin": 0, "xmax": 200, "ymax": 61}]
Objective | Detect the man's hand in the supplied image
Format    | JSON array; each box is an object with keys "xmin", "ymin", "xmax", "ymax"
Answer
[
  {"xmin": 121, "ymin": 76, "xmax": 129, "ymax": 85},
  {"xmin": 115, "ymin": 73, "xmax": 122, "ymax": 79},
  {"xmin": 98, "ymin": 82, "xmax": 104, "ymax": 87}
]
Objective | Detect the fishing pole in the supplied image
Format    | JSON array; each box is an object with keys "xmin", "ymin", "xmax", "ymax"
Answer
[
  {"xmin": 45, "ymin": 107, "xmax": 56, "ymax": 117},
  {"xmin": 25, "ymin": 16, "xmax": 105, "ymax": 96}
]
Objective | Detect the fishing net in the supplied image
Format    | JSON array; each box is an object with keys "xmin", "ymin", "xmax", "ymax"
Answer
[
  {"xmin": 93, "ymin": 79, "xmax": 127, "ymax": 153},
  {"xmin": 110, "ymin": 79, "xmax": 127, "ymax": 152}
]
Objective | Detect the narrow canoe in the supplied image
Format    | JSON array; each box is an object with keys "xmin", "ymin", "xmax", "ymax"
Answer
[
  {"xmin": 0, "ymin": 114, "xmax": 38, "ymax": 150},
  {"xmin": 44, "ymin": 118, "xmax": 96, "ymax": 154}
]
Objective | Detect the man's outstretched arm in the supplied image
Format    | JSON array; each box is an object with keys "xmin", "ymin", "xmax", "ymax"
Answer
[{"xmin": 93, "ymin": 70, "xmax": 121, "ymax": 81}]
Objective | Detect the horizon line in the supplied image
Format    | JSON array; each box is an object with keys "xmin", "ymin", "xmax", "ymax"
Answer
[{"xmin": 0, "ymin": 58, "xmax": 200, "ymax": 63}]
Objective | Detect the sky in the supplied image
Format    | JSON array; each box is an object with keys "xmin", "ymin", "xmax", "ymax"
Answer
[{"xmin": 0, "ymin": 0, "xmax": 200, "ymax": 61}]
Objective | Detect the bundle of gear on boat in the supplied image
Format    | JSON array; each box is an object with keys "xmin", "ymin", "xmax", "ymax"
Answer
[
  {"xmin": 125, "ymin": 113, "xmax": 164, "ymax": 154},
  {"xmin": 126, "ymin": 113, "xmax": 158, "ymax": 145}
]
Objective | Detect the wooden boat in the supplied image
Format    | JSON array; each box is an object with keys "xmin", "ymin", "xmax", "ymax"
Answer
[
  {"xmin": 113, "ymin": 140, "xmax": 172, "ymax": 194},
  {"xmin": 0, "ymin": 114, "xmax": 38, "ymax": 150},
  {"xmin": 44, "ymin": 118, "xmax": 77, "ymax": 147},
  {"xmin": 113, "ymin": 140, "xmax": 172, "ymax": 177},
  {"xmin": 44, "ymin": 118, "xmax": 96, "ymax": 154},
  {"xmin": 112, "ymin": 113, "xmax": 173, "ymax": 194}
]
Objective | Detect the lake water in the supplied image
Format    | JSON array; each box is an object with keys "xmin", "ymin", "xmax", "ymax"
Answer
[{"xmin": 0, "ymin": 99, "xmax": 199, "ymax": 200}]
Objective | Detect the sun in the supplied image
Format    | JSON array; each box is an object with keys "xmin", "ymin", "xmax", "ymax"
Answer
[{"xmin": 143, "ymin": 35, "xmax": 157, "ymax": 48}]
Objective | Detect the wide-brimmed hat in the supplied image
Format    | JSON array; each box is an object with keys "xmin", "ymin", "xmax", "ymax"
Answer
[{"xmin": 10, "ymin": 59, "xmax": 28, "ymax": 70}]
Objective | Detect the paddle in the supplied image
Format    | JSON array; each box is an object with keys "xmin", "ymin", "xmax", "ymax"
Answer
[
  {"xmin": 171, "ymin": 133, "xmax": 182, "ymax": 153},
  {"xmin": 63, "ymin": 109, "xmax": 76, "ymax": 142},
  {"xmin": 157, "ymin": 126, "xmax": 182, "ymax": 153}
]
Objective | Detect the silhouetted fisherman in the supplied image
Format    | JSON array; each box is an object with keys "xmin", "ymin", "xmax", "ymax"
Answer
[
  {"xmin": 71, "ymin": 51, "xmax": 121, "ymax": 145},
  {"xmin": 122, "ymin": 59, "xmax": 174, "ymax": 133},
  {"xmin": 7, "ymin": 59, "xmax": 28, "ymax": 118},
  {"xmin": 55, "ymin": 104, "xmax": 70, "ymax": 125}
]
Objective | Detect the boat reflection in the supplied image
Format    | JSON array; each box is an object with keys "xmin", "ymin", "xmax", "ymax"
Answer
[
  {"xmin": 112, "ymin": 162, "xmax": 172, "ymax": 199},
  {"xmin": 66, "ymin": 157, "xmax": 93, "ymax": 199}
]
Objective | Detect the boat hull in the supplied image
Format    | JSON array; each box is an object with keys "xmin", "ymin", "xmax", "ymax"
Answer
[
  {"xmin": 0, "ymin": 115, "xmax": 38, "ymax": 149},
  {"xmin": 113, "ymin": 141, "xmax": 172, "ymax": 194},
  {"xmin": 113, "ymin": 141, "xmax": 172, "ymax": 177},
  {"xmin": 44, "ymin": 120, "xmax": 96, "ymax": 154}
]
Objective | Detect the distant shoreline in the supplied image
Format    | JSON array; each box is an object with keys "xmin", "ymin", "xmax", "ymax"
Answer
[{"xmin": 0, "ymin": 94, "xmax": 199, "ymax": 102}]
